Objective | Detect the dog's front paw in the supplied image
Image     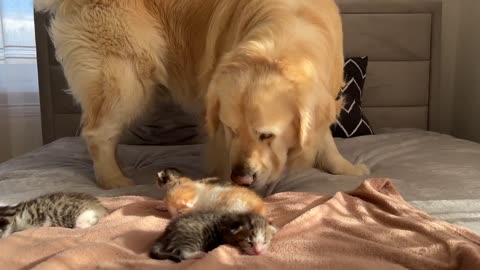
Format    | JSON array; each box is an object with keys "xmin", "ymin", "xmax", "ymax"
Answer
[
  {"xmin": 97, "ymin": 176, "xmax": 135, "ymax": 190},
  {"xmin": 349, "ymin": 163, "xmax": 370, "ymax": 176}
]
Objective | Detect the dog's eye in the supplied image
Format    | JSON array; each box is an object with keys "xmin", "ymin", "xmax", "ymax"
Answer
[{"xmin": 259, "ymin": 133, "xmax": 274, "ymax": 141}]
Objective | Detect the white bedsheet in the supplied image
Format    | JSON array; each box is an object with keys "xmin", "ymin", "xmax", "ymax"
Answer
[{"xmin": 1, "ymin": 128, "xmax": 479, "ymax": 233}]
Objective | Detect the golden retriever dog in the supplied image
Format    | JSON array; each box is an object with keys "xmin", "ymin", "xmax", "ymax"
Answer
[{"xmin": 35, "ymin": 0, "xmax": 369, "ymax": 189}]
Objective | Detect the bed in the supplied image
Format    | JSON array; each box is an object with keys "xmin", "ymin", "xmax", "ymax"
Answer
[{"xmin": 1, "ymin": 0, "xmax": 480, "ymax": 237}]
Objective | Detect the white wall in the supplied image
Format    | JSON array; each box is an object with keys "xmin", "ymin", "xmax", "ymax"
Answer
[
  {"xmin": 451, "ymin": 0, "xmax": 480, "ymax": 142},
  {"xmin": 440, "ymin": 0, "xmax": 461, "ymax": 136},
  {"xmin": 439, "ymin": 0, "xmax": 480, "ymax": 143}
]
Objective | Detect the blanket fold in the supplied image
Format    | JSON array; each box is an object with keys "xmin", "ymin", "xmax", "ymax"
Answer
[{"xmin": 0, "ymin": 178, "xmax": 479, "ymax": 270}]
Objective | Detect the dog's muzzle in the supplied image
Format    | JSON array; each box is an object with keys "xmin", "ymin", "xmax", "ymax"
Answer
[{"xmin": 230, "ymin": 165, "xmax": 257, "ymax": 186}]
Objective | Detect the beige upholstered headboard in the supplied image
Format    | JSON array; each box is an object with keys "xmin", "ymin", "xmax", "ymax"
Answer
[{"xmin": 34, "ymin": 0, "xmax": 443, "ymax": 144}]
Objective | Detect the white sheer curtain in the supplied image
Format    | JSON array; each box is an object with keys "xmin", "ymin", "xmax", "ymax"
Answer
[{"xmin": 0, "ymin": 0, "xmax": 42, "ymax": 162}]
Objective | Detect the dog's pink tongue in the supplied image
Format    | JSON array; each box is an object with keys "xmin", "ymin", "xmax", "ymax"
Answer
[{"xmin": 231, "ymin": 175, "xmax": 253, "ymax": 186}]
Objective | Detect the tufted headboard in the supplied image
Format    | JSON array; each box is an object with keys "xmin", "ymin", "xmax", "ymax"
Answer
[{"xmin": 34, "ymin": 0, "xmax": 443, "ymax": 144}]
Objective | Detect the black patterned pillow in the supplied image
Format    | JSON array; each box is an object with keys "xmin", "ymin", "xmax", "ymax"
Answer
[{"xmin": 331, "ymin": 56, "xmax": 374, "ymax": 138}]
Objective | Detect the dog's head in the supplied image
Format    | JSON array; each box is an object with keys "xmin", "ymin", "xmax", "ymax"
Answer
[{"xmin": 206, "ymin": 44, "xmax": 338, "ymax": 188}]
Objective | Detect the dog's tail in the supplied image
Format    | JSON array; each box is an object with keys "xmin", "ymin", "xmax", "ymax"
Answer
[{"xmin": 34, "ymin": 0, "xmax": 64, "ymax": 14}]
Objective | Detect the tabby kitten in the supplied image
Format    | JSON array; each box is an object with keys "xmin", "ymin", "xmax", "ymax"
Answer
[
  {"xmin": 150, "ymin": 210, "xmax": 277, "ymax": 262},
  {"xmin": 0, "ymin": 192, "xmax": 108, "ymax": 238}
]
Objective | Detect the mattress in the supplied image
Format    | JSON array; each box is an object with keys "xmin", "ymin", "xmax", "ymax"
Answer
[{"xmin": 1, "ymin": 128, "xmax": 479, "ymax": 233}]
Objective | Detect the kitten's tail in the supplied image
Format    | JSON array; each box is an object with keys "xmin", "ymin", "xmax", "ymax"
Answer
[{"xmin": 149, "ymin": 244, "xmax": 182, "ymax": 263}]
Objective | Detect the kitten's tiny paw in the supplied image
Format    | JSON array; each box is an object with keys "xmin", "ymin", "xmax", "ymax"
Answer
[
  {"xmin": 155, "ymin": 204, "xmax": 168, "ymax": 212},
  {"xmin": 75, "ymin": 209, "xmax": 100, "ymax": 229},
  {"xmin": 176, "ymin": 208, "xmax": 190, "ymax": 215},
  {"xmin": 191, "ymin": 252, "xmax": 207, "ymax": 259},
  {"xmin": 183, "ymin": 251, "xmax": 207, "ymax": 260},
  {"xmin": 180, "ymin": 200, "xmax": 195, "ymax": 208}
]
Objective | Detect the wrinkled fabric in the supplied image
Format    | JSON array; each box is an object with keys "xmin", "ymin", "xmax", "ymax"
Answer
[
  {"xmin": 0, "ymin": 179, "xmax": 479, "ymax": 270},
  {"xmin": 1, "ymin": 129, "xmax": 480, "ymax": 233}
]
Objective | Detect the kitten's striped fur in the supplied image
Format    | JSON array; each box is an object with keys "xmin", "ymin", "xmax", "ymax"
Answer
[
  {"xmin": 150, "ymin": 210, "xmax": 277, "ymax": 262},
  {"xmin": 0, "ymin": 192, "xmax": 108, "ymax": 238}
]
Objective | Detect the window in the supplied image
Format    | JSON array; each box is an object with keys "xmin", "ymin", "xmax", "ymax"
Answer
[{"xmin": 0, "ymin": 0, "xmax": 42, "ymax": 161}]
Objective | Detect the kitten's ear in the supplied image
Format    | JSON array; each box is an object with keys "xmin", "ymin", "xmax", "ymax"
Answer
[
  {"xmin": 230, "ymin": 221, "xmax": 244, "ymax": 235},
  {"xmin": 157, "ymin": 168, "xmax": 183, "ymax": 184},
  {"xmin": 268, "ymin": 224, "xmax": 278, "ymax": 234},
  {"xmin": 156, "ymin": 171, "xmax": 167, "ymax": 186},
  {"xmin": 267, "ymin": 219, "xmax": 278, "ymax": 234},
  {"xmin": 157, "ymin": 169, "xmax": 174, "ymax": 186}
]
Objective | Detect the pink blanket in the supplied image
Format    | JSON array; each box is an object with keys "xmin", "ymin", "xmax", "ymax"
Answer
[{"xmin": 1, "ymin": 179, "xmax": 479, "ymax": 270}]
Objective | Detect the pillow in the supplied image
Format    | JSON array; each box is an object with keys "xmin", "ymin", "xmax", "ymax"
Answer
[{"xmin": 331, "ymin": 56, "xmax": 374, "ymax": 138}]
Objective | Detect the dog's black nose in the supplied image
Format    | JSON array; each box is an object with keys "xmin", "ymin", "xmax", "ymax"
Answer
[{"xmin": 230, "ymin": 165, "xmax": 256, "ymax": 186}]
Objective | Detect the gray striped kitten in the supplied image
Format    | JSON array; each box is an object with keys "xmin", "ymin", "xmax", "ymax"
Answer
[
  {"xmin": 0, "ymin": 192, "xmax": 108, "ymax": 238},
  {"xmin": 150, "ymin": 210, "xmax": 277, "ymax": 262}
]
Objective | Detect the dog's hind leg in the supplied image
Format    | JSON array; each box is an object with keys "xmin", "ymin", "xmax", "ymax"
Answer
[{"xmin": 76, "ymin": 57, "xmax": 154, "ymax": 189}]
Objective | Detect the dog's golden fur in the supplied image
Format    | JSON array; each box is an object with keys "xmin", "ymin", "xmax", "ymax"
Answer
[{"xmin": 35, "ymin": 0, "xmax": 369, "ymax": 189}]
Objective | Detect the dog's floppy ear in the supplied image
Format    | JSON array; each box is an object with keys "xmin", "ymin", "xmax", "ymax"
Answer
[
  {"xmin": 277, "ymin": 57, "xmax": 318, "ymax": 148},
  {"xmin": 206, "ymin": 58, "xmax": 240, "ymax": 136},
  {"xmin": 297, "ymin": 89, "xmax": 338, "ymax": 146},
  {"xmin": 205, "ymin": 90, "xmax": 220, "ymax": 136},
  {"xmin": 296, "ymin": 98, "xmax": 315, "ymax": 148},
  {"xmin": 277, "ymin": 56, "xmax": 338, "ymax": 149}
]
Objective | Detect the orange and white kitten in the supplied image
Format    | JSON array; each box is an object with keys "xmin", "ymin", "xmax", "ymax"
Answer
[{"xmin": 156, "ymin": 168, "xmax": 265, "ymax": 217}]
